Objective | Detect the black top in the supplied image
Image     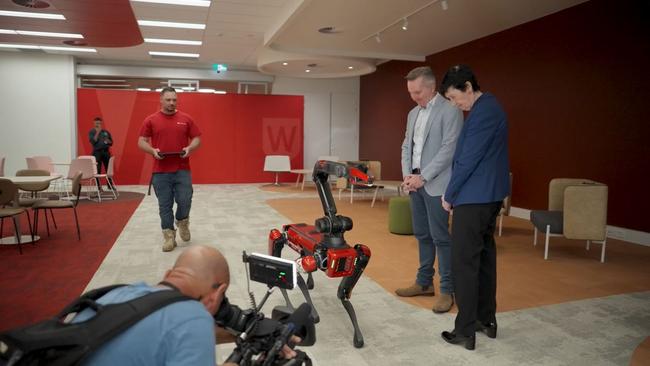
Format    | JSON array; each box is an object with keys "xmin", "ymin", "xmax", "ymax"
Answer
[{"xmin": 89, "ymin": 128, "xmax": 113, "ymax": 151}]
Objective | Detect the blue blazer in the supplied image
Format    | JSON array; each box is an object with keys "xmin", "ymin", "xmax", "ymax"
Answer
[{"xmin": 444, "ymin": 93, "xmax": 510, "ymax": 206}]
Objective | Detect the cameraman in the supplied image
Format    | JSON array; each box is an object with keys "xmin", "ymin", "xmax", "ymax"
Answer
[{"xmin": 74, "ymin": 245, "xmax": 297, "ymax": 365}]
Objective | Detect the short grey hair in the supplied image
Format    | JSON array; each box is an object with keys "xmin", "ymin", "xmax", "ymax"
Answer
[{"xmin": 405, "ymin": 66, "xmax": 436, "ymax": 86}]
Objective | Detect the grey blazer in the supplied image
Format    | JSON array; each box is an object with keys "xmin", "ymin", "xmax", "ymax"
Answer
[{"xmin": 401, "ymin": 93, "xmax": 463, "ymax": 196}]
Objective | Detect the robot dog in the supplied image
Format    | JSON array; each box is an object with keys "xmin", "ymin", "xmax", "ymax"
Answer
[{"xmin": 268, "ymin": 160, "xmax": 371, "ymax": 348}]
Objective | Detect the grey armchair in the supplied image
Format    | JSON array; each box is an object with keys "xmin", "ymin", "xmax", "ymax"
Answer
[{"xmin": 530, "ymin": 178, "xmax": 608, "ymax": 262}]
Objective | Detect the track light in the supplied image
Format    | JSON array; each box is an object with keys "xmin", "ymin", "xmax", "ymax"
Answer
[
  {"xmin": 375, "ymin": 33, "xmax": 381, "ymax": 43},
  {"xmin": 441, "ymin": 0, "xmax": 449, "ymax": 11},
  {"xmin": 401, "ymin": 18, "xmax": 408, "ymax": 31}
]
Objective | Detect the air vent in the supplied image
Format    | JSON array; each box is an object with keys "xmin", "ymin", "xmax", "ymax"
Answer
[
  {"xmin": 12, "ymin": 0, "xmax": 50, "ymax": 9},
  {"xmin": 318, "ymin": 26, "xmax": 342, "ymax": 34}
]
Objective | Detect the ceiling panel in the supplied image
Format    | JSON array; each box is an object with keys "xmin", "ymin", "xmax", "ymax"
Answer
[{"xmin": 0, "ymin": 0, "xmax": 590, "ymax": 78}]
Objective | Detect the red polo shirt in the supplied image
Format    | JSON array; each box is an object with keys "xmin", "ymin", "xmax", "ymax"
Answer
[{"xmin": 140, "ymin": 110, "xmax": 202, "ymax": 173}]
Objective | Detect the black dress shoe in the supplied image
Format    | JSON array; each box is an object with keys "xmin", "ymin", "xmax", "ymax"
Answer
[
  {"xmin": 475, "ymin": 321, "xmax": 497, "ymax": 338},
  {"xmin": 441, "ymin": 330, "xmax": 475, "ymax": 350}
]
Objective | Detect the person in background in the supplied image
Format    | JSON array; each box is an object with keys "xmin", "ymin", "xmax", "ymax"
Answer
[
  {"xmin": 439, "ymin": 64, "xmax": 510, "ymax": 350},
  {"xmin": 89, "ymin": 117, "xmax": 113, "ymax": 190},
  {"xmin": 138, "ymin": 87, "xmax": 201, "ymax": 252},
  {"xmin": 396, "ymin": 66, "xmax": 463, "ymax": 314}
]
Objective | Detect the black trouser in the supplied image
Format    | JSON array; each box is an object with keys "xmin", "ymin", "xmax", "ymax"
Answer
[
  {"xmin": 451, "ymin": 201, "xmax": 502, "ymax": 337},
  {"xmin": 93, "ymin": 149, "xmax": 110, "ymax": 187}
]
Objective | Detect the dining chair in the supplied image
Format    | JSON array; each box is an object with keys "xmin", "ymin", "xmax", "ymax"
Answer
[
  {"xmin": 0, "ymin": 178, "xmax": 34, "ymax": 254},
  {"xmin": 94, "ymin": 156, "xmax": 118, "ymax": 200},
  {"xmin": 15, "ymin": 169, "xmax": 57, "ymax": 237},
  {"xmin": 32, "ymin": 172, "xmax": 82, "ymax": 241}
]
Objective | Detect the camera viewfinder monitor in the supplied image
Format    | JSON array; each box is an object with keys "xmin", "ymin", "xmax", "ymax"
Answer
[{"xmin": 248, "ymin": 253, "xmax": 297, "ymax": 290}]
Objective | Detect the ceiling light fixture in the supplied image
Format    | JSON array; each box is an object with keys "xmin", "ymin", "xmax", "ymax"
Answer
[
  {"xmin": 282, "ymin": 62, "xmax": 288, "ymax": 66},
  {"xmin": 82, "ymin": 84, "xmax": 131, "ymax": 88},
  {"xmin": 214, "ymin": 90, "xmax": 226, "ymax": 94},
  {"xmin": 149, "ymin": 51, "xmax": 200, "ymax": 58},
  {"xmin": 0, "ymin": 10, "xmax": 65, "ymax": 20},
  {"xmin": 362, "ymin": 0, "xmax": 449, "ymax": 43},
  {"xmin": 131, "ymin": 0, "xmax": 211, "ymax": 7},
  {"xmin": 0, "ymin": 43, "xmax": 96, "ymax": 52},
  {"xmin": 83, "ymin": 79, "xmax": 127, "ymax": 82},
  {"xmin": 305, "ymin": 69, "xmax": 311, "ymax": 73},
  {"xmin": 18, "ymin": 30, "xmax": 83, "ymax": 38},
  {"xmin": 40, "ymin": 45, "xmax": 96, "ymax": 52},
  {"xmin": 137, "ymin": 88, "xmax": 151, "ymax": 91},
  {"xmin": 0, "ymin": 43, "xmax": 38, "ymax": 49},
  {"xmin": 144, "ymin": 38, "xmax": 202, "ymax": 45},
  {"xmin": 348, "ymin": 66, "xmax": 354, "ymax": 70},
  {"xmin": 138, "ymin": 20, "xmax": 206, "ymax": 30},
  {"xmin": 198, "ymin": 88, "xmax": 215, "ymax": 93}
]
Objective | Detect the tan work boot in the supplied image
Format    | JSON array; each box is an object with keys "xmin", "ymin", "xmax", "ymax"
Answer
[
  {"xmin": 432, "ymin": 293, "xmax": 454, "ymax": 313},
  {"xmin": 162, "ymin": 229, "xmax": 177, "ymax": 252},
  {"xmin": 395, "ymin": 283, "xmax": 435, "ymax": 297},
  {"xmin": 177, "ymin": 218, "xmax": 191, "ymax": 242}
]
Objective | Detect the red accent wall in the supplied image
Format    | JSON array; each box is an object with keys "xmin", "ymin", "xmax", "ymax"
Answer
[
  {"xmin": 360, "ymin": 0, "xmax": 650, "ymax": 232},
  {"xmin": 77, "ymin": 90, "xmax": 303, "ymax": 184}
]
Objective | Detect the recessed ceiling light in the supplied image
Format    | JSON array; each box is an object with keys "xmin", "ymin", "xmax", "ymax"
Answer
[
  {"xmin": 131, "ymin": 0, "xmax": 211, "ymax": 7},
  {"xmin": 0, "ymin": 29, "xmax": 83, "ymax": 39},
  {"xmin": 348, "ymin": 66, "xmax": 354, "ymax": 70},
  {"xmin": 16, "ymin": 30, "xmax": 83, "ymax": 38},
  {"xmin": 149, "ymin": 51, "xmax": 200, "ymax": 58},
  {"xmin": 138, "ymin": 20, "xmax": 205, "ymax": 30},
  {"xmin": 137, "ymin": 88, "xmax": 151, "ymax": 91},
  {"xmin": 144, "ymin": 38, "xmax": 202, "ymax": 45},
  {"xmin": 305, "ymin": 69, "xmax": 311, "ymax": 73},
  {"xmin": 83, "ymin": 79, "xmax": 127, "ymax": 82},
  {"xmin": 82, "ymin": 84, "xmax": 131, "ymax": 87},
  {"xmin": 40, "ymin": 45, "xmax": 96, "ymax": 52},
  {"xmin": 0, "ymin": 10, "xmax": 65, "ymax": 20},
  {"xmin": 401, "ymin": 18, "xmax": 408, "ymax": 31},
  {"xmin": 0, "ymin": 43, "xmax": 96, "ymax": 52},
  {"xmin": 282, "ymin": 62, "xmax": 288, "ymax": 66},
  {"xmin": 0, "ymin": 43, "xmax": 39, "ymax": 49}
]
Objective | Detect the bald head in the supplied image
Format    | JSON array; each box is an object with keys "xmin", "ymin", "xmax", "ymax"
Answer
[{"xmin": 164, "ymin": 245, "xmax": 230, "ymax": 297}]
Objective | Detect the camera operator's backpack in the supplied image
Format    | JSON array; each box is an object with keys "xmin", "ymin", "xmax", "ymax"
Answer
[{"xmin": 0, "ymin": 284, "xmax": 191, "ymax": 366}]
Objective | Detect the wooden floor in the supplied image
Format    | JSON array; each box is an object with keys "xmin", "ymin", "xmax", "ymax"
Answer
[{"xmin": 265, "ymin": 188, "xmax": 650, "ymax": 313}]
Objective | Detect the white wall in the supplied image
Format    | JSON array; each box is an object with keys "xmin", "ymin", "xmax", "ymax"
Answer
[
  {"xmin": 0, "ymin": 52, "xmax": 76, "ymax": 176},
  {"xmin": 272, "ymin": 76, "xmax": 359, "ymax": 167}
]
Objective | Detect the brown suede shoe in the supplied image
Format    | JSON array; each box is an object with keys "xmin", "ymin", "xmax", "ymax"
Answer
[
  {"xmin": 432, "ymin": 293, "xmax": 454, "ymax": 313},
  {"xmin": 395, "ymin": 283, "xmax": 435, "ymax": 297}
]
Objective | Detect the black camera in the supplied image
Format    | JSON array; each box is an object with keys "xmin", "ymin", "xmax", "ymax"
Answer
[{"xmin": 215, "ymin": 252, "xmax": 316, "ymax": 365}]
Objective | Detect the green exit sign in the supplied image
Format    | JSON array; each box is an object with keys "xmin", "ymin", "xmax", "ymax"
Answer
[{"xmin": 212, "ymin": 64, "xmax": 228, "ymax": 72}]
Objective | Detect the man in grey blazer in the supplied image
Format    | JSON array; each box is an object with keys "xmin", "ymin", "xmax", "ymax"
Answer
[{"xmin": 396, "ymin": 66, "xmax": 463, "ymax": 313}]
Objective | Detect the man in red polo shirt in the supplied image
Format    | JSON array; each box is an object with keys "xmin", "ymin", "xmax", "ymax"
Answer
[{"xmin": 138, "ymin": 87, "xmax": 202, "ymax": 252}]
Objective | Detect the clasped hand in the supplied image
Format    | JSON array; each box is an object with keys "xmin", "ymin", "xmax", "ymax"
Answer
[{"xmin": 401, "ymin": 175, "xmax": 424, "ymax": 193}]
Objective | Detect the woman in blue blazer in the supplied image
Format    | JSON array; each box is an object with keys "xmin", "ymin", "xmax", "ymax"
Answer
[{"xmin": 440, "ymin": 65, "xmax": 510, "ymax": 350}]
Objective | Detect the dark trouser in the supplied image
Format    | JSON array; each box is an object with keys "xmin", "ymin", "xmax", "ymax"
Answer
[
  {"xmin": 152, "ymin": 170, "xmax": 193, "ymax": 230},
  {"xmin": 93, "ymin": 149, "xmax": 110, "ymax": 187},
  {"xmin": 451, "ymin": 201, "xmax": 502, "ymax": 337},
  {"xmin": 409, "ymin": 188, "xmax": 453, "ymax": 294}
]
